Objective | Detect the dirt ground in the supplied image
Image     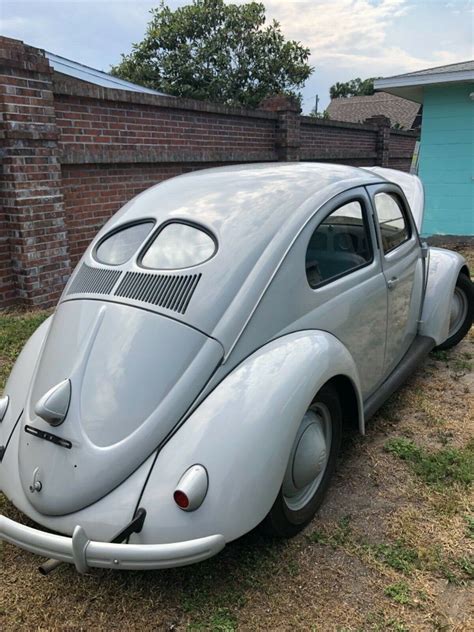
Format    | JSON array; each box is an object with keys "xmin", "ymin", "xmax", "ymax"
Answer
[{"xmin": 1, "ymin": 247, "xmax": 473, "ymax": 631}]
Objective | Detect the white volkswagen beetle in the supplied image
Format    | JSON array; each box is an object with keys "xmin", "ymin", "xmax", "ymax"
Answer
[{"xmin": 1, "ymin": 163, "xmax": 472, "ymax": 574}]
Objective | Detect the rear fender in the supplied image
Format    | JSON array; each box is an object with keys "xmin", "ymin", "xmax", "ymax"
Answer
[
  {"xmin": 420, "ymin": 247, "xmax": 469, "ymax": 345},
  {"xmin": 136, "ymin": 330, "xmax": 362, "ymax": 545}
]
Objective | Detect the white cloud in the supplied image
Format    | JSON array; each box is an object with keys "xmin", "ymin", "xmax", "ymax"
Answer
[
  {"xmin": 317, "ymin": 47, "xmax": 464, "ymax": 73},
  {"xmin": 266, "ymin": 1, "xmax": 391, "ymax": 60},
  {"xmin": 262, "ymin": 0, "xmax": 469, "ymax": 75}
]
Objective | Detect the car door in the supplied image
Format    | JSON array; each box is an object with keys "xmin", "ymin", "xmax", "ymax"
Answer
[
  {"xmin": 301, "ymin": 190, "xmax": 388, "ymax": 397},
  {"xmin": 232, "ymin": 187, "xmax": 388, "ymax": 399},
  {"xmin": 368, "ymin": 184, "xmax": 424, "ymax": 377}
]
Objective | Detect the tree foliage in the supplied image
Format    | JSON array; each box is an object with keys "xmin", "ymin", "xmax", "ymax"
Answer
[
  {"xmin": 330, "ymin": 77, "xmax": 379, "ymax": 99},
  {"xmin": 308, "ymin": 109, "xmax": 329, "ymax": 119},
  {"xmin": 111, "ymin": 0, "xmax": 313, "ymax": 108}
]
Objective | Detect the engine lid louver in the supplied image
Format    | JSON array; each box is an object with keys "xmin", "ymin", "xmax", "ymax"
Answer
[
  {"xmin": 65, "ymin": 264, "xmax": 201, "ymax": 315},
  {"xmin": 67, "ymin": 264, "xmax": 121, "ymax": 296},
  {"xmin": 114, "ymin": 272, "xmax": 201, "ymax": 314}
]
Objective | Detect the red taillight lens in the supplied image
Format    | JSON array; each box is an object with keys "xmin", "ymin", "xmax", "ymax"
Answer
[{"xmin": 173, "ymin": 490, "xmax": 190, "ymax": 509}]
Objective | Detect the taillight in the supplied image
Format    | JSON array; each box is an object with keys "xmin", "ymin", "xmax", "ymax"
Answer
[
  {"xmin": 173, "ymin": 464, "xmax": 208, "ymax": 512},
  {"xmin": 173, "ymin": 490, "xmax": 190, "ymax": 509}
]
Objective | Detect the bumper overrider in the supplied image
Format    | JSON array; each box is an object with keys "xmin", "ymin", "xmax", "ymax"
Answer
[{"xmin": 0, "ymin": 515, "xmax": 225, "ymax": 573}]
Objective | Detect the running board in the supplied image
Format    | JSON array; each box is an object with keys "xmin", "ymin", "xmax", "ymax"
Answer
[{"xmin": 364, "ymin": 335, "xmax": 435, "ymax": 421}]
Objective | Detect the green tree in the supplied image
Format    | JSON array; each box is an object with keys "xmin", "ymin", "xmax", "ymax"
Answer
[
  {"xmin": 111, "ymin": 0, "xmax": 312, "ymax": 108},
  {"xmin": 330, "ymin": 77, "xmax": 379, "ymax": 99},
  {"xmin": 308, "ymin": 109, "xmax": 330, "ymax": 119}
]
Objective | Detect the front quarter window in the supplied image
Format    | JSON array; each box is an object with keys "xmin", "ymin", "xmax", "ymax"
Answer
[
  {"xmin": 140, "ymin": 222, "xmax": 216, "ymax": 269},
  {"xmin": 374, "ymin": 193, "xmax": 410, "ymax": 253}
]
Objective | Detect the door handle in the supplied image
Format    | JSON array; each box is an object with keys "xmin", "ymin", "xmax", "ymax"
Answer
[{"xmin": 387, "ymin": 277, "xmax": 399, "ymax": 290}]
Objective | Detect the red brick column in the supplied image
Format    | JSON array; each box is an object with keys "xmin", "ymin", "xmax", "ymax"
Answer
[
  {"xmin": 0, "ymin": 37, "xmax": 70, "ymax": 308},
  {"xmin": 0, "ymin": 205, "xmax": 15, "ymax": 307},
  {"xmin": 260, "ymin": 95, "xmax": 301, "ymax": 161},
  {"xmin": 365, "ymin": 115, "xmax": 391, "ymax": 167}
]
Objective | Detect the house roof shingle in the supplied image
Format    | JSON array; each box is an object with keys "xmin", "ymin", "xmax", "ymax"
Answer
[{"xmin": 326, "ymin": 92, "xmax": 421, "ymax": 130}]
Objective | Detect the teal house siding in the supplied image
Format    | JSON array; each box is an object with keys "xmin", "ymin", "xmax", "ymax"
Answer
[
  {"xmin": 419, "ymin": 84, "xmax": 474, "ymax": 236},
  {"xmin": 375, "ymin": 61, "xmax": 474, "ymax": 237}
]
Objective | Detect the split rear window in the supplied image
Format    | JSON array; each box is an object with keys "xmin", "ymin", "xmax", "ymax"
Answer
[
  {"xmin": 140, "ymin": 223, "xmax": 216, "ymax": 270},
  {"xmin": 95, "ymin": 221, "xmax": 216, "ymax": 269},
  {"xmin": 95, "ymin": 222, "xmax": 154, "ymax": 266}
]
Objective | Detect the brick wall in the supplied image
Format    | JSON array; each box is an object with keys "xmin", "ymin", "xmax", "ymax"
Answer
[
  {"xmin": 300, "ymin": 117, "xmax": 379, "ymax": 165},
  {"xmin": 0, "ymin": 206, "xmax": 14, "ymax": 306},
  {"xmin": 55, "ymin": 96, "xmax": 277, "ymax": 155},
  {"xmin": 62, "ymin": 163, "xmax": 225, "ymax": 267},
  {"xmin": 388, "ymin": 132, "xmax": 420, "ymax": 171},
  {"xmin": 0, "ymin": 37, "xmax": 70, "ymax": 308},
  {"xmin": 0, "ymin": 37, "xmax": 419, "ymax": 309}
]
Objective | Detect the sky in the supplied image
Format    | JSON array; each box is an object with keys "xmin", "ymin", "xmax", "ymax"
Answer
[{"xmin": 1, "ymin": 0, "xmax": 473, "ymax": 112}]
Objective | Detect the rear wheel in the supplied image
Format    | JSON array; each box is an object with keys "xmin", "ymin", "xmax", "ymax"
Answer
[
  {"xmin": 436, "ymin": 273, "xmax": 473, "ymax": 350},
  {"xmin": 261, "ymin": 384, "xmax": 342, "ymax": 538}
]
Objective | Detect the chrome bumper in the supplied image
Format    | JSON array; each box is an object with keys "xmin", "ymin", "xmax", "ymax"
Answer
[{"xmin": 0, "ymin": 515, "xmax": 225, "ymax": 572}]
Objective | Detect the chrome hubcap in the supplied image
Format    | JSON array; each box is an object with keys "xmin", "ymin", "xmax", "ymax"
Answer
[
  {"xmin": 283, "ymin": 403, "xmax": 332, "ymax": 512},
  {"xmin": 448, "ymin": 287, "xmax": 468, "ymax": 338}
]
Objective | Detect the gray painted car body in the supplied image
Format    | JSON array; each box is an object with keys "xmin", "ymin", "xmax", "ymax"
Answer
[
  {"xmin": 63, "ymin": 163, "xmax": 385, "ymax": 350},
  {"xmin": 0, "ymin": 163, "xmax": 469, "ymax": 571}
]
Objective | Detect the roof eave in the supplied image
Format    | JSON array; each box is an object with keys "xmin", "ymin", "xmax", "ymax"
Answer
[{"xmin": 375, "ymin": 70, "xmax": 474, "ymax": 104}]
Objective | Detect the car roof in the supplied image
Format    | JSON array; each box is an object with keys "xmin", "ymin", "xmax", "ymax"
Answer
[
  {"xmin": 88, "ymin": 163, "xmax": 385, "ymax": 351},
  {"xmin": 113, "ymin": 162, "xmax": 382, "ymax": 244}
]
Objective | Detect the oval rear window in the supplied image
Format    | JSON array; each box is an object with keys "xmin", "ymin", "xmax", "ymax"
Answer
[
  {"xmin": 141, "ymin": 223, "xmax": 216, "ymax": 269},
  {"xmin": 95, "ymin": 222, "xmax": 154, "ymax": 265}
]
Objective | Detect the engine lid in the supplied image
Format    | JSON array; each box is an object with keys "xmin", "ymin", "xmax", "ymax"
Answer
[{"xmin": 18, "ymin": 300, "xmax": 223, "ymax": 515}]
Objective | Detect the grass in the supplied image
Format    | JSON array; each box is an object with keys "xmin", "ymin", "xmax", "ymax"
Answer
[
  {"xmin": 451, "ymin": 355, "xmax": 473, "ymax": 373},
  {"xmin": 384, "ymin": 582, "xmax": 412, "ymax": 605},
  {"xmin": 430, "ymin": 349, "xmax": 449, "ymax": 362},
  {"xmin": 308, "ymin": 514, "xmax": 352, "ymax": 547},
  {"xmin": 188, "ymin": 607, "xmax": 239, "ymax": 631},
  {"xmin": 308, "ymin": 517, "xmax": 473, "ymax": 588},
  {"xmin": 431, "ymin": 348, "xmax": 473, "ymax": 374},
  {"xmin": 370, "ymin": 541, "xmax": 419, "ymax": 574},
  {"xmin": 458, "ymin": 556, "xmax": 474, "ymax": 580},
  {"xmin": 384, "ymin": 436, "xmax": 474, "ymax": 488},
  {"xmin": 465, "ymin": 514, "xmax": 474, "ymax": 539},
  {"xmin": 308, "ymin": 516, "xmax": 419, "ymax": 576},
  {"xmin": 365, "ymin": 611, "xmax": 409, "ymax": 632}
]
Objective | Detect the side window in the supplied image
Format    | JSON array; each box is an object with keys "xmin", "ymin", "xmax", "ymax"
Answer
[
  {"xmin": 374, "ymin": 192, "xmax": 410, "ymax": 254},
  {"xmin": 305, "ymin": 200, "xmax": 373, "ymax": 288}
]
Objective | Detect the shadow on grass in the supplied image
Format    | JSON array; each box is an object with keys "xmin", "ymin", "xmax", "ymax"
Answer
[{"xmin": 4, "ymin": 520, "xmax": 292, "ymax": 629}]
